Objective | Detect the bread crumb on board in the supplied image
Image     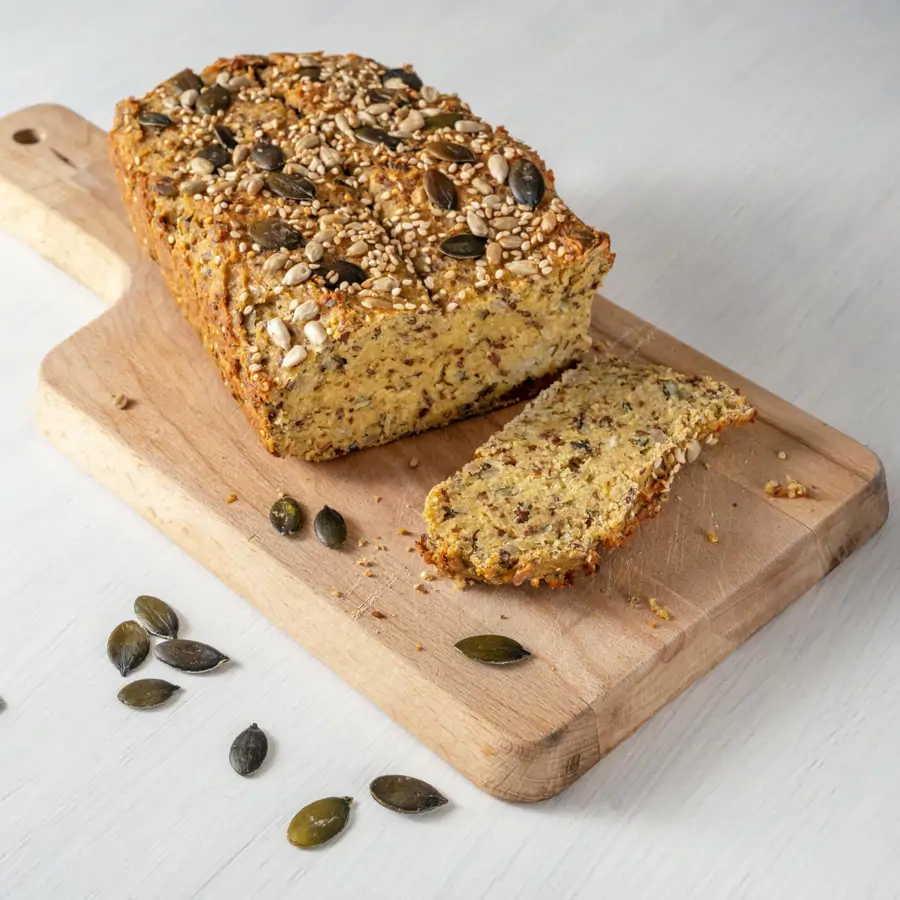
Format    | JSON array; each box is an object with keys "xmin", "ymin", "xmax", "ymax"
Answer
[
  {"xmin": 225, "ymin": 492, "xmax": 237, "ymax": 504},
  {"xmin": 706, "ymin": 530, "xmax": 719, "ymax": 544},
  {"xmin": 371, "ymin": 609, "xmax": 387, "ymax": 619},
  {"xmin": 765, "ymin": 477, "xmax": 810, "ymax": 499}
]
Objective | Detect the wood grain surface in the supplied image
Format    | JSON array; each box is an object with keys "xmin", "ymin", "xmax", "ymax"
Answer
[
  {"xmin": 1, "ymin": 3, "xmax": 898, "ymax": 897},
  {"xmin": 0, "ymin": 102, "xmax": 885, "ymax": 803}
]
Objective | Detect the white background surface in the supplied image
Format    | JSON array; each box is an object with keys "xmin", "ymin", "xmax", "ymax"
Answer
[{"xmin": 1, "ymin": 1, "xmax": 898, "ymax": 897}]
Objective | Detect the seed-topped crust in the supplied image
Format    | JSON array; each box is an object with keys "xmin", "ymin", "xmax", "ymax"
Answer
[
  {"xmin": 418, "ymin": 354, "xmax": 756, "ymax": 587},
  {"xmin": 111, "ymin": 53, "xmax": 614, "ymax": 459}
]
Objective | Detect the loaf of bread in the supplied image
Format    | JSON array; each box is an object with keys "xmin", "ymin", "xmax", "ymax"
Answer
[
  {"xmin": 110, "ymin": 53, "xmax": 614, "ymax": 460},
  {"xmin": 418, "ymin": 354, "xmax": 755, "ymax": 587}
]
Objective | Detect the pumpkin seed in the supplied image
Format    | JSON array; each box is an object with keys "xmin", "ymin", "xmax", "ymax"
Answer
[
  {"xmin": 424, "ymin": 141, "xmax": 475, "ymax": 163},
  {"xmin": 137, "ymin": 111, "xmax": 173, "ymax": 129},
  {"xmin": 265, "ymin": 172, "xmax": 316, "ymax": 201},
  {"xmin": 314, "ymin": 506, "xmax": 347, "ymax": 549},
  {"xmin": 382, "ymin": 68, "xmax": 422, "ymax": 91},
  {"xmin": 251, "ymin": 141, "xmax": 285, "ymax": 171},
  {"xmin": 154, "ymin": 639, "xmax": 229, "ymax": 673},
  {"xmin": 455, "ymin": 634, "xmax": 532, "ymax": 665},
  {"xmin": 369, "ymin": 775, "xmax": 448, "ymax": 815},
  {"xmin": 355, "ymin": 126, "xmax": 401, "ymax": 150},
  {"xmin": 423, "ymin": 112, "xmax": 464, "ymax": 132},
  {"xmin": 196, "ymin": 84, "xmax": 231, "ymax": 116},
  {"xmin": 270, "ymin": 496, "xmax": 303, "ymax": 534},
  {"xmin": 508, "ymin": 158, "xmax": 545, "ymax": 209},
  {"xmin": 424, "ymin": 169, "xmax": 458, "ymax": 210},
  {"xmin": 287, "ymin": 797, "xmax": 353, "ymax": 849},
  {"xmin": 197, "ymin": 144, "xmax": 231, "ymax": 170},
  {"xmin": 298, "ymin": 66, "xmax": 321, "ymax": 81},
  {"xmin": 229, "ymin": 723, "xmax": 269, "ymax": 776},
  {"xmin": 107, "ymin": 621, "xmax": 150, "ymax": 677},
  {"xmin": 248, "ymin": 219, "xmax": 305, "ymax": 250},
  {"xmin": 325, "ymin": 260, "xmax": 368, "ymax": 287},
  {"xmin": 171, "ymin": 68, "xmax": 202, "ymax": 92},
  {"xmin": 439, "ymin": 233, "xmax": 487, "ymax": 259},
  {"xmin": 213, "ymin": 123, "xmax": 237, "ymax": 149},
  {"xmin": 133, "ymin": 594, "xmax": 179, "ymax": 639},
  {"xmin": 117, "ymin": 678, "xmax": 181, "ymax": 709}
]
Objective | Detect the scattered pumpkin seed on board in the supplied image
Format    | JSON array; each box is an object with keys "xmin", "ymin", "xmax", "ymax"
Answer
[
  {"xmin": 107, "ymin": 620, "xmax": 150, "ymax": 677},
  {"xmin": 270, "ymin": 497, "xmax": 303, "ymax": 535},
  {"xmin": 154, "ymin": 639, "xmax": 229, "ymax": 673},
  {"xmin": 117, "ymin": 679, "xmax": 181, "ymax": 709},
  {"xmin": 287, "ymin": 797, "xmax": 353, "ymax": 849},
  {"xmin": 455, "ymin": 634, "xmax": 532, "ymax": 665},
  {"xmin": 229, "ymin": 724, "xmax": 269, "ymax": 776},
  {"xmin": 314, "ymin": 506, "xmax": 347, "ymax": 549},
  {"xmin": 133, "ymin": 594, "xmax": 179, "ymax": 639},
  {"xmin": 369, "ymin": 775, "xmax": 448, "ymax": 815}
]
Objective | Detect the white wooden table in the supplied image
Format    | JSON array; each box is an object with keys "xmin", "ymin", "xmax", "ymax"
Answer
[{"xmin": 1, "ymin": 1, "xmax": 898, "ymax": 897}]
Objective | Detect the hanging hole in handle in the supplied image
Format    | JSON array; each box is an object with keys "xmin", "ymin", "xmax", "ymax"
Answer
[{"xmin": 13, "ymin": 128, "xmax": 42, "ymax": 145}]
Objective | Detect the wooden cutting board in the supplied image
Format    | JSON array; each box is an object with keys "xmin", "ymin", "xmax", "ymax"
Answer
[{"xmin": 0, "ymin": 104, "xmax": 888, "ymax": 802}]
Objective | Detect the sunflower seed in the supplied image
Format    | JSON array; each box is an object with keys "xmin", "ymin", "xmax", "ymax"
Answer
[
  {"xmin": 296, "ymin": 133, "xmax": 320, "ymax": 150},
  {"xmin": 439, "ymin": 233, "xmax": 487, "ymax": 259},
  {"xmin": 314, "ymin": 506, "xmax": 347, "ymax": 549},
  {"xmin": 287, "ymin": 797, "xmax": 353, "ymax": 849},
  {"xmin": 283, "ymin": 263, "xmax": 312, "ymax": 287},
  {"xmin": 455, "ymin": 634, "xmax": 532, "ymax": 664},
  {"xmin": 326, "ymin": 260, "xmax": 368, "ymax": 286},
  {"xmin": 229, "ymin": 723, "xmax": 268, "ymax": 776},
  {"xmin": 421, "ymin": 85, "xmax": 440, "ymax": 102},
  {"xmin": 369, "ymin": 775, "xmax": 448, "ymax": 815},
  {"xmin": 213, "ymin": 123, "xmax": 237, "ymax": 149},
  {"xmin": 181, "ymin": 178, "xmax": 208, "ymax": 196},
  {"xmin": 171, "ymin": 68, "xmax": 203, "ymax": 92},
  {"xmin": 133, "ymin": 595, "xmax": 179, "ymax": 639},
  {"xmin": 371, "ymin": 276, "xmax": 399, "ymax": 292},
  {"xmin": 196, "ymin": 85, "xmax": 232, "ymax": 116},
  {"xmin": 190, "ymin": 157, "xmax": 214, "ymax": 176},
  {"xmin": 540, "ymin": 210, "xmax": 557, "ymax": 232},
  {"xmin": 319, "ymin": 145, "xmax": 342, "ymax": 168},
  {"xmin": 424, "ymin": 141, "xmax": 475, "ymax": 163},
  {"xmin": 366, "ymin": 102, "xmax": 391, "ymax": 116},
  {"xmin": 179, "ymin": 89, "xmax": 199, "ymax": 109},
  {"xmin": 471, "ymin": 177, "xmax": 492, "ymax": 195},
  {"xmin": 506, "ymin": 260, "xmax": 537, "ymax": 276},
  {"xmin": 499, "ymin": 234, "xmax": 523, "ymax": 250},
  {"xmin": 491, "ymin": 216, "xmax": 520, "ymax": 231},
  {"xmin": 154, "ymin": 639, "xmax": 229, "ymax": 673},
  {"xmin": 153, "ymin": 177, "xmax": 178, "ymax": 198},
  {"xmin": 291, "ymin": 298, "xmax": 318, "ymax": 322},
  {"xmin": 117, "ymin": 679, "xmax": 181, "ymax": 709},
  {"xmin": 215, "ymin": 71, "xmax": 231, "ymax": 88},
  {"xmin": 686, "ymin": 439, "xmax": 702, "ymax": 463},
  {"xmin": 107, "ymin": 621, "xmax": 150, "ymax": 677},
  {"xmin": 424, "ymin": 169, "xmax": 458, "ymax": 210},
  {"xmin": 355, "ymin": 126, "xmax": 401, "ymax": 150},
  {"xmin": 346, "ymin": 240, "xmax": 368, "ymax": 257},
  {"xmin": 508, "ymin": 158, "xmax": 545, "ymax": 209},
  {"xmin": 262, "ymin": 252, "xmax": 289, "ymax": 274},
  {"xmin": 229, "ymin": 74, "xmax": 253, "ymax": 90},
  {"xmin": 397, "ymin": 110, "xmax": 425, "ymax": 134},
  {"xmin": 382, "ymin": 67, "xmax": 422, "ymax": 91},
  {"xmin": 265, "ymin": 172, "xmax": 316, "ymax": 201},
  {"xmin": 487, "ymin": 154, "xmax": 509, "ymax": 183},
  {"xmin": 137, "ymin": 111, "xmax": 173, "ymax": 129},
  {"xmin": 335, "ymin": 114, "xmax": 355, "ymax": 138},
  {"xmin": 466, "ymin": 210, "xmax": 488, "ymax": 237},
  {"xmin": 304, "ymin": 320, "xmax": 328, "ymax": 346},
  {"xmin": 485, "ymin": 242, "xmax": 503, "ymax": 266},
  {"xmin": 282, "ymin": 345, "xmax": 308, "ymax": 368},
  {"xmin": 244, "ymin": 173, "xmax": 265, "ymax": 196},
  {"xmin": 197, "ymin": 144, "xmax": 231, "ymax": 170},
  {"xmin": 248, "ymin": 219, "xmax": 304, "ymax": 250},
  {"xmin": 270, "ymin": 496, "xmax": 302, "ymax": 535},
  {"xmin": 267, "ymin": 318, "xmax": 291, "ymax": 350},
  {"xmin": 251, "ymin": 141, "xmax": 285, "ymax": 171},
  {"xmin": 455, "ymin": 119, "xmax": 488, "ymax": 134}
]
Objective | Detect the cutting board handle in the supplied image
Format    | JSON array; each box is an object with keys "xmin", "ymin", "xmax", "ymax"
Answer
[{"xmin": 0, "ymin": 104, "xmax": 136, "ymax": 305}]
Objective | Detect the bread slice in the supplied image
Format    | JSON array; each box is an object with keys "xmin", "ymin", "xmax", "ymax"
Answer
[
  {"xmin": 110, "ymin": 53, "xmax": 613, "ymax": 460},
  {"xmin": 418, "ymin": 354, "xmax": 755, "ymax": 586}
]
